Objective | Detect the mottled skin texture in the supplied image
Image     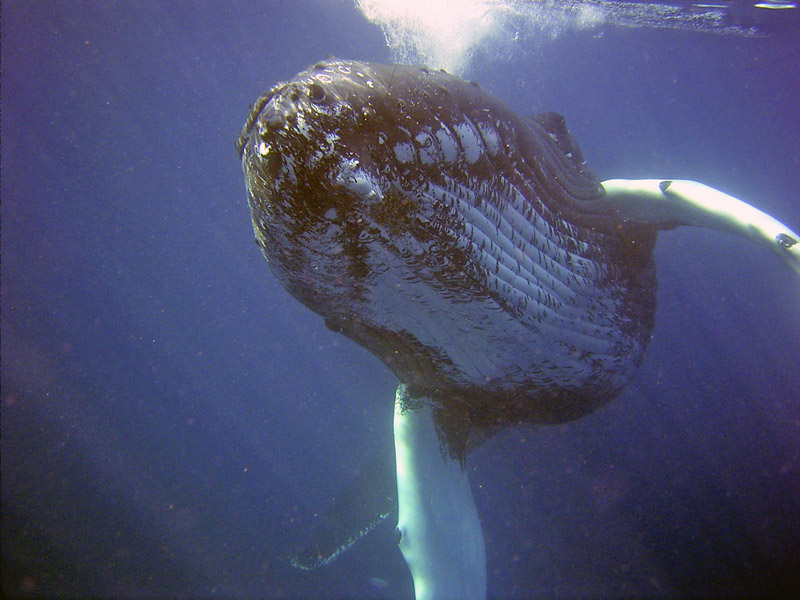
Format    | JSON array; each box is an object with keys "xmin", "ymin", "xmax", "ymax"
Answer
[{"xmin": 237, "ymin": 59, "xmax": 657, "ymax": 454}]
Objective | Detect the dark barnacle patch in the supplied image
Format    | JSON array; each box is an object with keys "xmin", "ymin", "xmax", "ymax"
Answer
[{"xmin": 369, "ymin": 188, "xmax": 420, "ymax": 236}]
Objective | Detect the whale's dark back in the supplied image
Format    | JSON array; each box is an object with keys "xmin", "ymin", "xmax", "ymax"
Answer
[{"xmin": 238, "ymin": 59, "xmax": 657, "ymax": 446}]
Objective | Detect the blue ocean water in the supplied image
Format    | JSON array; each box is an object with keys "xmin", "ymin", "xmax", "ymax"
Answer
[{"xmin": 2, "ymin": 1, "xmax": 799, "ymax": 598}]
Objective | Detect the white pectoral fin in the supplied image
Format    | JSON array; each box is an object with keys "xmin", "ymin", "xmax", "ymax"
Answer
[
  {"xmin": 393, "ymin": 385, "xmax": 486, "ymax": 600},
  {"xmin": 601, "ymin": 179, "xmax": 800, "ymax": 276}
]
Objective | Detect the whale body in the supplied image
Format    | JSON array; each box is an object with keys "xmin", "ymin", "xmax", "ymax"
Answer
[
  {"xmin": 236, "ymin": 59, "xmax": 799, "ymax": 599},
  {"xmin": 237, "ymin": 59, "xmax": 662, "ymax": 451}
]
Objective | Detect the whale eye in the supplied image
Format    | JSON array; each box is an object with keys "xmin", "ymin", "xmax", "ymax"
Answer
[{"xmin": 308, "ymin": 82, "xmax": 326, "ymax": 104}]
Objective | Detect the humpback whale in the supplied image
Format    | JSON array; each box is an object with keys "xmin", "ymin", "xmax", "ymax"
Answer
[{"xmin": 236, "ymin": 59, "xmax": 799, "ymax": 599}]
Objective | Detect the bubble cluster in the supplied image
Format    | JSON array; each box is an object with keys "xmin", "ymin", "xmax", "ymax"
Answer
[{"xmin": 355, "ymin": 0, "xmax": 781, "ymax": 74}]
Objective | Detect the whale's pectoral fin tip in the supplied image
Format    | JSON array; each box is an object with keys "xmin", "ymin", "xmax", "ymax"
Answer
[
  {"xmin": 659, "ymin": 180, "xmax": 672, "ymax": 192},
  {"xmin": 776, "ymin": 233, "xmax": 798, "ymax": 250}
]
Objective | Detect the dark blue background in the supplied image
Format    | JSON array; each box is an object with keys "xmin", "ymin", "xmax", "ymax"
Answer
[{"xmin": 2, "ymin": 1, "xmax": 799, "ymax": 598}]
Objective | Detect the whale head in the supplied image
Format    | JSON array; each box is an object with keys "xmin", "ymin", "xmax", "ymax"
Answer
[{"xmin": 237, "ymin": 59, "xmax": 658, "ymax": 449}]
